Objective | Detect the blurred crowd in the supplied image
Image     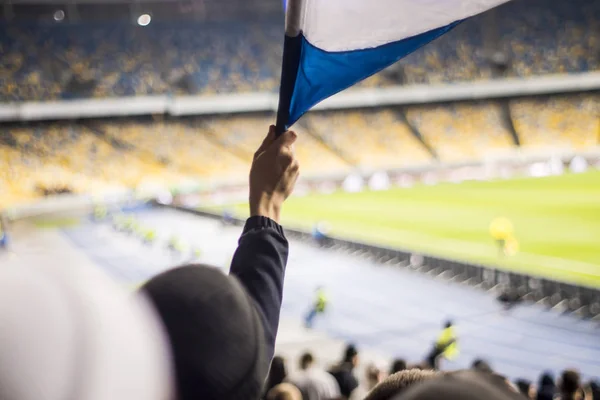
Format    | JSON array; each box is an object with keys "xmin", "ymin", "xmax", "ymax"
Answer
[
  {"xmin": 1, "ymin": 93, "xmax": 598, "ymax": 209},
  {"xmin": 265, "ymin": 343, "xmax": 600, "ymax": 400},
  {"xmin": 0, "ymin": 0, "xmax": 598, "ymax": 102}
]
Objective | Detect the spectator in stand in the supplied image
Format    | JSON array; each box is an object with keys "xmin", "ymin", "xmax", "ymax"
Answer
[
  {"xmin": 588, "ymin": 380, "xmax": 599, "ymax": 400},
  {"xmin": 365, "ymin": 369, "xmax": 441, "ymax": 400},
  {"xmin": 366, "ymin": 369, "xmax": 525, "ymax": 400},
  {"xmin": 471, "ymin": 359, "xmax": 493, "ymax": 374},
  {"xmin": 390, "ymin": 359, "xmax": 408, "ymax": 375},
  {"xmin": 264, "ymin": 357, "xmax": 289, "ymax": 399},
  {"xmin": 266, "ymin": 383, "xmax": 303, "ymax": 400},
  {"xmin": 329, "ymin": 344, "xmax": 360, "ymax": 399},
  {"xmin": 516, "ymin": 379, "xmax": 534, "ymax": 399},
  {"xmin": 291, "ymin": 352, "xmax": 341, "ymax": 400},
  {"xmin": 353, "ymin": 363, "xmax": 386, "ymax": 400},
  {"xmin": 366, "ymin": 364, "xmax": 385, "ymax": 391},
  {"xmin": 558, "ymin": 370, "xmax": 582, "ymax": 400},
  {"xmin": 141, "ymin": 126, "xmax": 300, "ymax": 400},
  {"xmin": 536, "ymin": 372, "xmax": 556, "ymax": 400}
]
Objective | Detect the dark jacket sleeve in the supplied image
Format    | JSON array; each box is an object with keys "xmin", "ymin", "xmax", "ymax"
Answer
[{"xmin": 229, "ymin": 216, "xmax": 288, "ymax": 361}]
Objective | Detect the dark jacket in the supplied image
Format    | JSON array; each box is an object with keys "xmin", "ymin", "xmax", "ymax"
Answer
[
  {"xmin": 229, "ymin": 216, "xmax": 289, "ymax": 363},
  {"xmin": 329, "ymin": 362, "xmax": 359, "ymax": 399},
  {"xmin": 141, "ymin": 216, "xmax": 289, "ymax": 400}
]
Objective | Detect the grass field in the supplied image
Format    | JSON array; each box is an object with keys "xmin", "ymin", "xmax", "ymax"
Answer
[{"xmin": 224, "ymin": 170, "xmax": 600, "ymax": 288}]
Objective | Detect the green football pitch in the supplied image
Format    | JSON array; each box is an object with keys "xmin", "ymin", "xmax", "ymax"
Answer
[{"xmin": 222, "ymin": 170, "xmax": 600, "ymax": 288}]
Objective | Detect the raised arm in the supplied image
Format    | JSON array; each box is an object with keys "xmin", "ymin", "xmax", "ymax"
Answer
[{"xmin": 229, "ymin": 125, "xmax": 299, "ymax": 361}]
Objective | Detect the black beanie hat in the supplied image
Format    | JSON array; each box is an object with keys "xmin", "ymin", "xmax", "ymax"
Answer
[{"xmin": 141, "ymin": 264, "xmax": 268, "ymax": 400}]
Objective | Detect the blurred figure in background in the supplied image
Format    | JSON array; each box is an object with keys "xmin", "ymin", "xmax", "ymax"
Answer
[
  {"xmin": 497, "ymin": 285, "xmax": 524, "ymax": 312},
  {"xmin": 0, "ymin": 213, "xmax": 8, "ymax": 250},
  {"xmin": 587, "ymin": 380, "xmax": 599, "ymax": 400},
  {"xmin": 365, "ymin": 364, "xmax": 385, "ymax": 391},
  {"xmin": 389, "ymin": 358, "xmax": 408, "ymax": 375},
  {"xmin": 328, "ymin": 344, "xmax": 359, "ymax": 399},
  {"xmin": 426, "ymin": 320, "xmax": 458, "ymax": 369},
  {"xmin": 142, "ymin": 228, "xmax": 157, "ymax": 246},
  {"xmin": 365, "ymin": 369, "xmax": 442, "ymax": 400},
  {"xmin": 92, "ymin": 204, "xmax": 108, "ymax": 222},
  {"xmin": 264, "ymin": 356, "xmax": 289, "ymax": 399},
  {"xmin": 366, "ymin": 370, "xmax": 524, "ymax": 400},
  {"xmin": 266, "ymin": 383, "xmax": 303, "ymax": 400},
  {"xmin": 536, "ymin": 372, "xmax": 556, "ymax": 400},
  {"xmin": 168, "ymin": 235, "xmax": 186, "ymax": 254},
  {"xmin": 489, "ymin": 216, "xmax": 518, "ymax": 256},
  {"xmin": 312, "ymin": 221, "xmax": 332, "ymax": 248},
  {"xmin": 304, "ymin": 286, "xmax": 328, "ymax": 329},
  {"xmin": 291, "ymin": 352, "xmax": 340, "ymax": 400},
  {"xmin": 352, "ymin": 363, "xmax": 385, "ymax": 400},
  {"xmin": 558, "ymin": 369, "xmax": 582, "ymax": 400},
  {"xmin": 222, "ymin": 209, "xmax": 235, "ymax": 226},
  {"xmin": 515, "ymin": 378, "xmax": 534, "ymax": 399},
  {"xmin": 471, "ymin": 358, "xmax": 493, "ymax": 374}
]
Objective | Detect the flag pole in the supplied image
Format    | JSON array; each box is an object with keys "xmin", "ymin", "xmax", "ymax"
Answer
[{"xmin": 275, "ymin": 0, "xmax": 304, "ymax": 136}]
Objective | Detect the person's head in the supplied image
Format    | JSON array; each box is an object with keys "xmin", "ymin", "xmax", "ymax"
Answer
[
  {"xmin": 539, "ymin": 372, "xmax": 555, "ymax": 388},
  {"xmin": 343, "ymin": 344, "xmax": 359, "ymax": 367},
  {"xmin": 140, "ymin": 264, "xmax": 269, "ymax": 400},
  {"xmin": 390, "ymin": 359, "xmax": 408, "ymax": 375},
  {"xmin": 266, "ymin": 383, "xmax": 303, "ymax": 400},
  {"xmin": 267, "ymin": 356, "xmax": 288, "ymax": 388},
  {"xmin": 471, "ymin": 359, "xmax": 493, "ymax": 374},
  {"xmin": 299, "ymin": 352, "xmax": 314, "ymax": 370},
  {"xmin": 364, "ymin": 369, "xmax": 441, "ymax": 400},
  {"xmin": 515, "ymin": 379, "xmax": 532, "ymax": 398},
  {"xmin": 366, "ymin": 364, "xmax": 384, "ymax": 389},
  {"xmin": 560, "ymin": 369, "xmax": 581, "ymax": 398},
  {"xmin": 536, "ymin": 373, "xmax": 556, "ymax": 400},
  {"xmin": 588, "ymin": 380, "xmax": 599, "ymax": 400},
  {"xmin": 444, "ymin": 320, "xmax": 453, "ymax": 329},
  {"xmin": 367, "ymin": 370, "xmax": 524, "ymax": 400}
]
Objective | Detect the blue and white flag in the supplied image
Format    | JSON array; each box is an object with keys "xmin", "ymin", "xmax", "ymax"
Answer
[{"xmin": 275, "ymin": 0, "xmax": 510, "ymax": 131}]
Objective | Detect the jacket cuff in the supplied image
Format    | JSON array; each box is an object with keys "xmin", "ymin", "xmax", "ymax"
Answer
[{"xmin": 243, "ymin": 216, "xmax": 286, "ymax": 237}]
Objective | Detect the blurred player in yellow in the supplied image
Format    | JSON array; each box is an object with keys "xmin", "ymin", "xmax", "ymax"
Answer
[
  {"xmin": 143, "ymin": 228, "xmax": 157, "ymax": 245},
  {"xmin": 93, "ymin": 204, "xmax": 108, "ymax": 221},
  {"xmin": 426, "ymin": 320, "xmax": 458, "ymax": 369},
  {"xmin": 489, "ymin": 217, "xmax": 518, "ymax": 256},
  {"xmin": 304, "ymin": 286, "xmax": 327, "ymax": 328}
]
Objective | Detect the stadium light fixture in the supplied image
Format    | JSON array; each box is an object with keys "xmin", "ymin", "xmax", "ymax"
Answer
[
  {"xmin": 137, "ymin": 13, "xmax": 151, "ymax": 26},
  {"xmin": 53, "ymin": 9, "xmax": 65, "ymax": 22}
]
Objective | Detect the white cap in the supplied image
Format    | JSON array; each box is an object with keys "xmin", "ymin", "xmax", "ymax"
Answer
[{"xmin": 0, "ymin": 262, "xmax": 173, "ymax": 400}]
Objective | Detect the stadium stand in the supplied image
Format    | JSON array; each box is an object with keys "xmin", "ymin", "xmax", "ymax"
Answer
[
  {"xmin": 0, "ymin": 0, "xmax": 598, "ymax": 102},
  {"xmin": 399, "ymin": 0, "xmax": 600, "ymax": 84},
  {"xmin": 405, "ymin": 102, "xmax": 516, "ymax": 162},
  {"xmin": 305, "ymin": 109, "xmax": 433, "ymax": 169},
  {"xmin": 510, "ymin": 95, "xmax": 600, "ymax": 152},
  {"xmin": 1, "ymin": 91, "xmax": 598, "ymax": 208},
  {"xmin": 0, "ymin": 21, "xmax": 283, "ymax": 101},
  {"xmin": 97, "ymin": 117, "xmax": 248, "ymax": 180},
  {"xmin": 203, "ymin": 114, "xmax": 350, "ymax": 176},
  {"xmin": 0, "ymin": 115, "xmax": 353, "ymax": 208}
]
